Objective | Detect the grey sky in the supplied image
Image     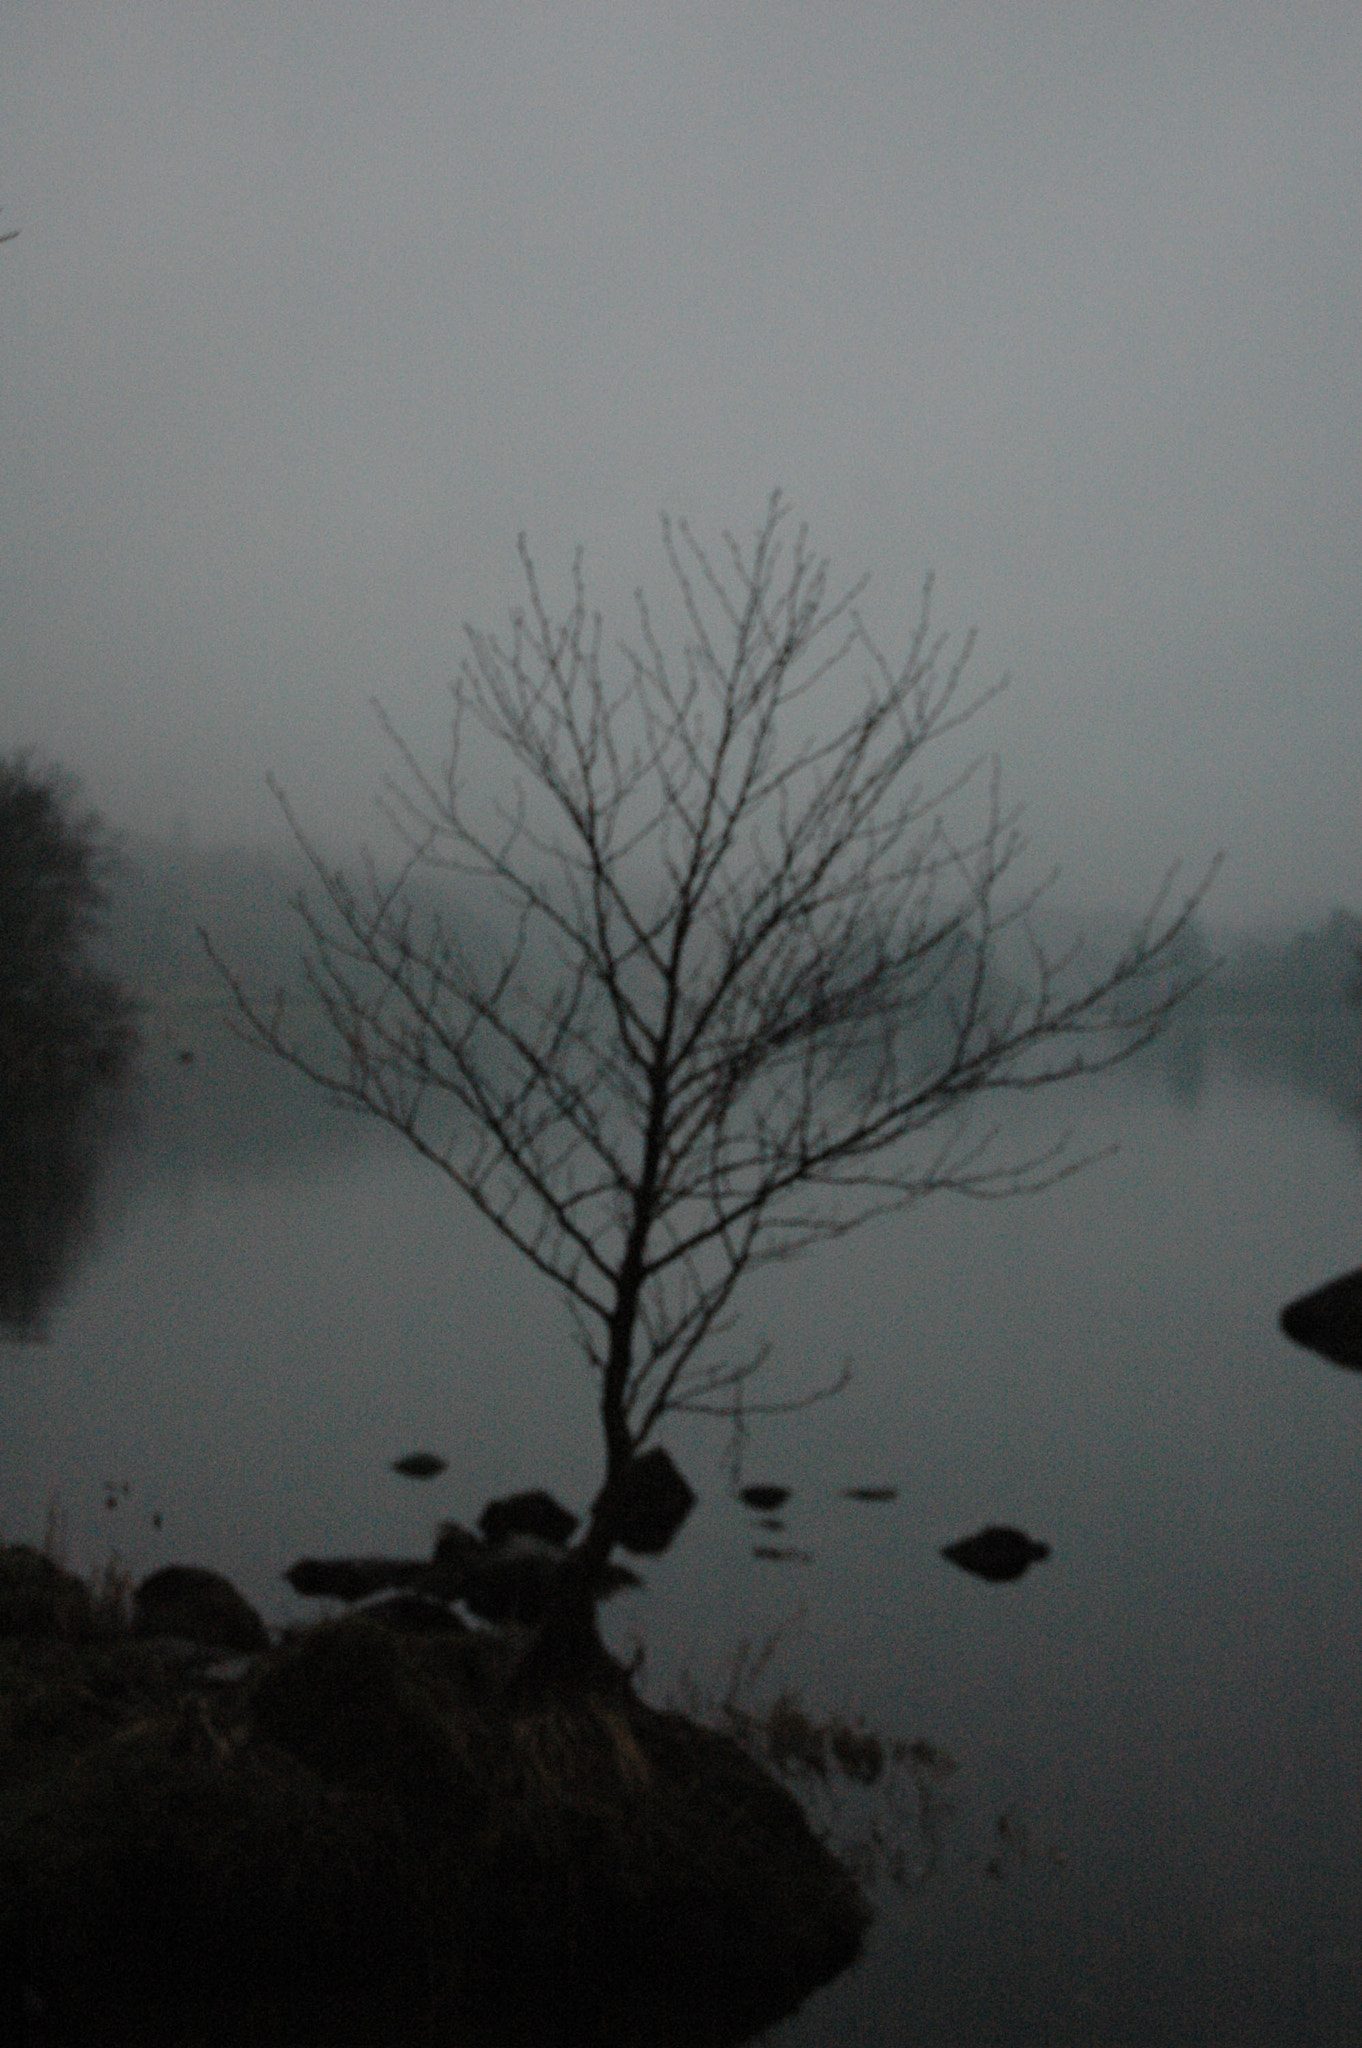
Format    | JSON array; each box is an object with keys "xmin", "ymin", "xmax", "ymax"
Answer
[{"xmin": 1, "ymin": 3, "xmax": 1357, "ymax": 926}]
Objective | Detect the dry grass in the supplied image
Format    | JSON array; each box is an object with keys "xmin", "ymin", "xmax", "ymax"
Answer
[
  {"xmin": 503, "ymin": 1690, "xmax": 655, "ymax": 1809},
  {"xmin": 671, "ymin": 1615, "xmax": 960, "ymax": 1895}
]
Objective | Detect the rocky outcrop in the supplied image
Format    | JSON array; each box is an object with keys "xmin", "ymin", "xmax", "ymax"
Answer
[
  {"xmin": 1, "ymin": 1609, "xmax": 869, "ymax": 2045},
  {"xmin": 285, "ymin": 1485, "xmax": 644, "ymax": 1632},
  {"xmin": 0, "ymin": 1546, "xmax": 94, "ymax": 1641},
  {"xmin": 134, "ymin": 1565, "xmax": 270, "ymax": 1652}
]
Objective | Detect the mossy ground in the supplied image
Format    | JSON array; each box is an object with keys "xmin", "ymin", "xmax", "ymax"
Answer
[{"xmin": 1, "ymin": 1606, "xmax": 869, "ymax": 2047}]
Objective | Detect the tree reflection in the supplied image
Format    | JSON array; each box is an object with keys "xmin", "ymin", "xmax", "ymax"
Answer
[{"xmin": 0, "ymin": 756, "xmax": 137, "ymax": 1340}]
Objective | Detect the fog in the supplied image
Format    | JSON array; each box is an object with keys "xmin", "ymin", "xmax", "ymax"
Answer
[{"xmin": 2, "ymin": 4, "xmax": 1359, "ymax": 928}]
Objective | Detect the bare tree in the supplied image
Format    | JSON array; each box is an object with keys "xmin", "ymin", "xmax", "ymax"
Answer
[{"xmin": 206, "ymin": 495, "xmax": 1216, "ymax": 1684}]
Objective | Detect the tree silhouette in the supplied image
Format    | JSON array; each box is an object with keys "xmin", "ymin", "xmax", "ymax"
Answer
[{"xmin": 207, "ymin": 496, "xmax": 1216, "ymax": 1685}]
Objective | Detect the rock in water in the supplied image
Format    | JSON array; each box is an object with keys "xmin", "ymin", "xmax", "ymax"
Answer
[
  {"xmin": 941, "ymin": 1526, "xmax": 1050, "ymax": 1584},
  {"xmin": 740, "ymin": 1483, "xmax": 791, "ymax": 1512},
  {"xmin": 391, "ymin": 1452, "xmax": 448, "ymax": 1479},
  {"xmin": 430, "ymin": 1522, "xmax": 481, "ymax": 1572},
  {"xmin": 135, "ymin": 1565, "xmax": 270, "ymax": 1650},
  {"xmin": 605, "ymin": 1448, "xmax": 697, "ymax": 1555},
  {"xmin": 472, "ymin": 1539, "xmax": 642, "ymax": 1626},
  {"xmin": 284, "ymin": 1557, "xmax": 428, "ymax": 1604},
  {"xmin": 1280, "ymin": 1265, "xmax": 1362, "ymax": 1369},
  {"xmin": 428, "ymin": 1523, "xmax": 640, "ymax": 1622},
  {"xmin": 478, "ymin": 1489, "xmax": 579, "ymax": 1547}
]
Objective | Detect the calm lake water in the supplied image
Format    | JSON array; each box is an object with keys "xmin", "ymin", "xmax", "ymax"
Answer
[{"xmin": 5, "ymin": 1008, "xmax": 1362, "ymax": 2045}]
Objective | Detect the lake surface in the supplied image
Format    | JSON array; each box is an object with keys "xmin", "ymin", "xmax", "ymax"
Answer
[{"xmin": 4, "ymin": 1008, "xmax": 1362, "ymax": 2045}]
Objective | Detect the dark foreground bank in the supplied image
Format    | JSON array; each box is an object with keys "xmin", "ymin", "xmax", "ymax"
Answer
[{"xmin": 0, "ymin": 1547, "xmax": 867, "ymax": 2047}]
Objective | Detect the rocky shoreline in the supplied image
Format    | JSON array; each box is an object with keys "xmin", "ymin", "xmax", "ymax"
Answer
[{"xmin": 0, "ymin": 1544, "xmax": 868, "ymax": 2046}]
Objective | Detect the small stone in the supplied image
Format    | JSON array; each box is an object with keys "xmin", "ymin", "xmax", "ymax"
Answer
[
  {"xmin": 740, "ymin": 1484, "xmax": 791, "ymax": 1512},
  {"xmin": 391, "ymin": 1452, "xmax": 448, "ymax": 1479},
  {"xmin": 478, "ymin": 1489, "xmax": 578, "ymax": 1547}
]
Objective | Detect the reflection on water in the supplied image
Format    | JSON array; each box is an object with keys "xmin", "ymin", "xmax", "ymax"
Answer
[
  {"xmin": 1209, "ymin": 1007, "xmax": 1362, "ymax": 1126},
  {"xmin": 5, "ymin": 1003, "xmax": 1362, "ymax": 2044},
  {"xmin": 0, "ymin": 757, "xmax": 142, "ymax": 1339},
  {"xmin": 0, "ymin": 1074, "xmax": 109, "ymax": 1340},
  {"xmin": 0, "ymin": 999, "xmax": 136, "ymax": 1343}
]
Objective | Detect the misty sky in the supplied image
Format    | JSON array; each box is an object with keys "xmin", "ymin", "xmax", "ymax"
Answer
[{"xmin": 1, "ymin": 3, "xmax": 1358, "ymax": 928}]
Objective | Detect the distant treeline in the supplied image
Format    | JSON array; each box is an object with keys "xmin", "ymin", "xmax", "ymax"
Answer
[
  {"xmin": 89, "ymin": 838, "xmax": 1362, "ymax": 1173},
  {"xmin": 1198, "ymin": 907, "xmax": 1362, "ymax": 1015},
  {"xmin": 1010, "ymin": 897, "xmax": 1360, "ymax": 1023},
  {"xmin": 100, "ymin": 835, "xmax": 1362, "ymax": 1023},
  {"xmin": 92, "ymin": 833, "xmax": 327, "ymax": 1010},
  {"xmin": 97, "ymin": 832, "xmax": 503, "ymax": 1012},
  {"xmin": 88, "ymin": 833, "xmax": 500, "ymax": 1184}
]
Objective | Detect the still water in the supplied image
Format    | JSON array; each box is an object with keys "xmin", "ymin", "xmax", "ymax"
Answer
[{"xmin": 4, "ymin": 1012, "xmax": 1362, "ymax": 2045}]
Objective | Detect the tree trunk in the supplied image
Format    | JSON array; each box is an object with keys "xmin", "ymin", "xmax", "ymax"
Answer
[{"xmin": 503, "ymin": 1500, "xmax": 631, "ymax": 1706}]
